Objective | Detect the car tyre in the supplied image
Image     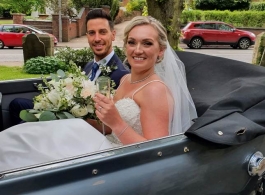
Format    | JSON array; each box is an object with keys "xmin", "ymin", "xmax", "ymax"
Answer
[
  {"xmin": 187, "ymin": 44, "xmax": 192, "ymax": 48},
  {"xmin": 190, "ymin": 37, "xmax": 203, "ymax": 49},
  {"xmin": 238, "ymin": 38, "xmax": 250, "ymax": 49},
  {"xmin": 0, "ymin": 40, "xmax": 4, "ymax": 49}
]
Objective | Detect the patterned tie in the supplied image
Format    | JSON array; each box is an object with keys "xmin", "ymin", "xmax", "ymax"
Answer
[{"xmin": 90, "ymin": 62, "xmax": 99, "ymax": 81}]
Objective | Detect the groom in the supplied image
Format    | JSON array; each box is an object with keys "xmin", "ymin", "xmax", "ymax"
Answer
[
  {"xmin": 9, "ymin": 9, "xmax": 129, "ymax": 126},
  {"xmin": 83, "ymin": 9, "xmax": 129, "ymax": 85}
]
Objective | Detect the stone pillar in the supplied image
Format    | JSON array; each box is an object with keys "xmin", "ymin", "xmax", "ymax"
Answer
[
  {"xmin": 122, "ymin": 0, "xmax": 129, "ymax": 6},
  {"xmin": 12, "ymin": 13, "xmax": 25, "ymax": 24},
  {"xmin": 82, "ymin": 6, "xmax": 90, "ymax": 36},
  {"xmin": 62, "ymin": 16, "xmax": 70, "ymax": 42},
  {"xmin": 52, "ymin": 14, "xmax": 59, "ymax": 41},
  {"xmin": 76, "ymin": 18, "xmax": 82, "ymax": 37}
]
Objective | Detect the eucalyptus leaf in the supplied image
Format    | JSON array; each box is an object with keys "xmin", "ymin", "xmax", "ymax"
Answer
[
  {"xmin": 50, "ymin": 73, "xmax": 56, "ymax": 79},
  {"xmin": 28, "ymin": 109, "xmax": 41, "ymax": 114},
  {"xmin": 57, "ymin": 69, "xmax": 66, "ymax": 78},
  {"xmin": 45, "ymin": 108, "xmax": 59, "ymax": 112},
  {"xmin": 63, "ymin": 112, "xmax": 75, "ymax": 119},
  {"xmin": 19, "ymin": 110, "xmax": 38, "ymax": 122},
  {"xmin": 56, "ymin": 112, "xmax": 68, "ymax": 119},
  {"xmin": 50, "ymin": 73, "xmax": 60, "ymax": 82},
  {"xmin": 39, "ymin": 111, "xmax": 57, "ymax": 121}
]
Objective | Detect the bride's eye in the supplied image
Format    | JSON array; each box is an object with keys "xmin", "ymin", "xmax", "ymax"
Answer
[
  {"xmin": 127, "ymin": 40, "xmax": 135, "ymax": 45},
  {"xmin": 143, "ymin": 41, "xmax": 153, "ymax": 46}
]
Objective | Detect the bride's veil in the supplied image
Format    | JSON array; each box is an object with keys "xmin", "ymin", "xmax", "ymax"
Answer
[{"xmin": 155, "ymin": 42, "xmax": 197, "ymax": 135}]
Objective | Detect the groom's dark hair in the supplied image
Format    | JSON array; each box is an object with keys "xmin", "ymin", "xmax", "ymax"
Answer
[{"xmin": 86, "ymin": 9, "xmax": 114, "ymax": 30}]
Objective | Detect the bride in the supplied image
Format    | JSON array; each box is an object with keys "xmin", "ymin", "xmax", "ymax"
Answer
[{"xmin": 0, "ymin": 16, "xmax": 197, "ymax": 171}]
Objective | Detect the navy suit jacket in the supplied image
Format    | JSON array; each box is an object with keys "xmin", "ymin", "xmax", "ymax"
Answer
[{"xmin": 83, "ymin": 53, "xmax": 129, "ymax": 88}]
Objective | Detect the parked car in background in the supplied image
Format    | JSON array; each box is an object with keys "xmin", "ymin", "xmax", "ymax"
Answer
[
  {"xmin": 181, "ymin": 21, "xmax": 256, "ymax": 49},
  {"xmin": 0, "ymin": 24, "xmax": 58, "ymax": 49}
]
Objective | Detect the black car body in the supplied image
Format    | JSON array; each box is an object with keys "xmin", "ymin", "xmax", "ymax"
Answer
[{"xmin": 0, "ymin": 52, "xmax": 265, "ymax": 195}]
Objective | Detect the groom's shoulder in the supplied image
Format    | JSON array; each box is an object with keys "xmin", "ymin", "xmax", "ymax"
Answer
[
  {"xmin": 84, "ymin": 61, "xmax": 94, "ymax": 68},
  {"xmin": 109, "ymin": 53, "xmax": 129, "ymax": 72},
  {"xmin": 110, "ymin": 53, "xmax": 123, "ymax": 65}
]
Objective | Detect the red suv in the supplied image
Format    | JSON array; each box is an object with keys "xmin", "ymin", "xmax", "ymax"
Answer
[{"xmin": 181, "ymin": 21, "xmax": 256, "ymax": 49}]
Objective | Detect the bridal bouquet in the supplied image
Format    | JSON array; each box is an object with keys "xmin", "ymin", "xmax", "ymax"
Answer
[{"xmin": 20, "ymin": 61, "xmax": 97, "ymax": 122}]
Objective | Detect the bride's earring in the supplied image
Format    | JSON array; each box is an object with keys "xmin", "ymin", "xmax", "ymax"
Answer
[
  {"xmin": 156, "ymin": 56, "xmax": 160, "ymax": 63},
  {"xmin": 156, "ymin": 56, "xmax": 163, "ymax": 63}
]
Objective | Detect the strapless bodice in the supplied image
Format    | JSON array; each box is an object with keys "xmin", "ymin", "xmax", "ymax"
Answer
[{"xmin": 106, "ymin": 98, "xmax": 143, "ymax": 145}]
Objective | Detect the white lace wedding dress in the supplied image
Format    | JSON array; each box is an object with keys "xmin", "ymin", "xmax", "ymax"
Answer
[{"xmin": 0, "ymin": 81, "xmax": 146, "ymax": 172}]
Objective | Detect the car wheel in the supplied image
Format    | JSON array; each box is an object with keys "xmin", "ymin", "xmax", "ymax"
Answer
[
  {"xmin": 8, "ymin": 46, "xmax": 14, "ymax": 49},
  {"xmin": 238, "ymin": 38, "xmax": 250, "ymax": 49},
  {"xmin": 230, "ymin": 44, "xmax": 238, "ymax": 49},
  {"xmin": 0, "ymin": 40, "xmax": 4, "ymax": 49},
  {"xmin": 187, "ymin": 44, "xmax": 192, "ymax": 48},
  {"xmin": 190, "ymin": 38, "xmax": 203, "ymax": 49}
]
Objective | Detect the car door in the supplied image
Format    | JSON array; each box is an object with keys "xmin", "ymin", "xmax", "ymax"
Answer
[
  {"xmin": 217, "ymin": 23, "xmax": 238, "ymax": 43},
  {"xmin": 13, "ymin": 25, "xmax": 26, "ymax": 47},
  {"xmin": 1, "ymin": 25, "xmax": 15, "ymax": 46},
  {"xmin": 201, "ymin": 23, "xmax": 219, "ymax": 43}
]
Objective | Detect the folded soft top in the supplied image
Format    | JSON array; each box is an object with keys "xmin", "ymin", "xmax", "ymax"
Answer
[{"xmin": 177, "ymin": 51, "xmax": 265, "ymax": 145}]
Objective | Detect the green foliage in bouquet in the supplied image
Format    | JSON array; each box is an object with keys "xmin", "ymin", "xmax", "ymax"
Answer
[
  {"xmin": 23, "ymin": 56, "xmax": 67, "ymax": 74},
  {"xmin": 55, "ymin": 47, "xmax": 94, "ymax": 69},
  {"xmin": 20, "ymin": 61, "xmax": 98, "ymax": 122}
]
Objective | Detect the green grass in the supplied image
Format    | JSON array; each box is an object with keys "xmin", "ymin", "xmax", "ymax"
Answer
[
  {"xmin": 0, "ymin": 19, "xmax": 13, "ymax": 24},
  {"xmin": 0, "ymin": 66, "xmax": 45, "ymax": 81}
]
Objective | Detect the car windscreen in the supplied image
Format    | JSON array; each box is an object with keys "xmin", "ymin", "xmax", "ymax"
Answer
[
  {"xmin": 28, "ymin": 25, "xmax": 45, "ymax": 33},
  {"xmin": 182, "ymin": 22, "xmax": 192, "ymax": 30},
  {"xmin": 1, "ymin": 25, "xmax": 14, "ymax": 33}
]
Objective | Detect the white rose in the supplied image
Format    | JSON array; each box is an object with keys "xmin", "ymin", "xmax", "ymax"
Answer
[
  {"xmin": 33, "ymin": 102, "xmax": 43, "ymax": 110},
  {"xmin": 87, "ymin": 104, "xmax": 94, "ymax": 114},
  {"xmin": 70, "ymin": 105, "xmax": 89, "ymax": 117},
  {"xmin": 81, "ymin": 80, "xmax": 96, "ymax": 98},
  {"xmin": 48, "ymin": 80, "xmax": 60, "ymax": 90},
  {"xmin": 80, "ymin": 88, "xmax": 93, "ymax": 98},
  {"xmin": 47, "ymin": 89, "xmax": 61, "ymax": 105}
]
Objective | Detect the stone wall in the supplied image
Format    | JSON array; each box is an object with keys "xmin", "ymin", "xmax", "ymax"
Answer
[
  {"xmin": 23, "ymin": 20, "xmax": 53, "ymax": 34},
  {"xmin": 14, "ymin": 7, "xmax": 90, "ymax": 42},
  {"xmin": 12, "ymin": 5, "xmax": 142, "ymax": 42}
]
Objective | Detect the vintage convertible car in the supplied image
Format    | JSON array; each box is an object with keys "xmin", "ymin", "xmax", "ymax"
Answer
[{"xmin": 0, "ymin": 51, "xmax": 265, "ymax": 195}]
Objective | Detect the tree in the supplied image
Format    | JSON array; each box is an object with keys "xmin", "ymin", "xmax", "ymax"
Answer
[
  {"xmin": 0, "ymin": 0, "xmax": 46, "ymax": 15},
  {"xmin": 146, "ymin": 0, "xmax": 184, "ymax": 49},
  {"xmin": 45, "ymin": 0, "xmax": 71, "ymax": 14}
]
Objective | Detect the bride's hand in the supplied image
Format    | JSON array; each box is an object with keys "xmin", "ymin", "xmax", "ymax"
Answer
[{"xmin": 93, "ymin": 93, "xmax": 123, "ymax": 129}]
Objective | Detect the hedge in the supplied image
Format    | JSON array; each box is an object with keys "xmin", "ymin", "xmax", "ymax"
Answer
[{"xmin": 181, "ymin": 10, "xmax": 265, "ymax": 28}]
